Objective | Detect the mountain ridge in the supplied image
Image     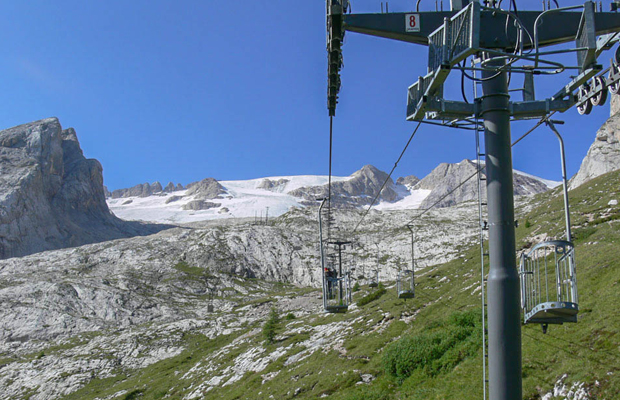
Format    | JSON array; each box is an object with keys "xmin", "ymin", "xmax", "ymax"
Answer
[{"xmin": 108, "ymin": 162, "xmax": 556, "ymax": 224}]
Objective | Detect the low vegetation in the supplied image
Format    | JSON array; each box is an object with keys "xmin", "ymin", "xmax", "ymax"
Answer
[{"xmin": 357, "ymin": 283, "xmax": 387, "ymax": 307}]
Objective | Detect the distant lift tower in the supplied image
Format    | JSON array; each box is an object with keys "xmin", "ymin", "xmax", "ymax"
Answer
[{"xmin": 326, "ymin": 1, "xmax": 620, "ymax": 399}]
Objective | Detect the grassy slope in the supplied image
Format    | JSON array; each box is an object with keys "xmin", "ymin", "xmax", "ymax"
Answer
[{"xmin": 62, "ymin": 170, "xmax": 620, "ymax": 400}]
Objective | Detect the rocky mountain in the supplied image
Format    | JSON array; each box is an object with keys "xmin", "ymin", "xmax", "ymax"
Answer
[
  {"xmin": 2, "ymin": 170, "xmax": 615, "ymax": 399},
  {"xmin": 396, "ymin": 175, "xmax": 420, "ymax": 187},
  {"xmin": 569, "ymin": 94, "xmax": 620, "ymax": 189},
  {"xmin": 0, "ymin": 198, "xmax": 484, "ymax": 399},
  {"xmin": 163, "ymin": 181, "xmax": 184, "ymax": 193},
  {"xmin": 289, "ymin": 165, "xmax": 398, "ymax": 207},
  {"xmin": 417, "ymin": 159, "xmax": 554, "ymax": 209},
  {"xmin": 0, "ymin": 118, "xmax": 170, "ymax": 259},
  {"xmin": 110, "ymin": 181, "xmax": 185, "ymax": 198},
  {"xmin": 107, "ymin": 163, "xmax": 556, "ymax": 224},
  {"xmin": 185, "ymin": 177, "xmax": 226, "ymax": 199}
]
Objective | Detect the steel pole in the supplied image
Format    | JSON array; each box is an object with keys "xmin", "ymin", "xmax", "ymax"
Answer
[
  {"xmin": 481, "ymin": 57, "xmax": 522, "ymax": 400},
  {"xmin": 319, "ymin": 199, "xmax": 327, "ymax": 310},
  {"xmin": 338, "ymin": 245, "xmax": 343, "ymax": 302},
  {"xmin": 407, "ymin": 225, "xmax": 415, "ymax": 295},
  {"xmin": 546, "ymin": 121, "xmax": 572, "ymax": 242}
]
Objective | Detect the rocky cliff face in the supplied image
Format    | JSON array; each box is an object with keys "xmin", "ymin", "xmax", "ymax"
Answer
[
  {"xmin": 289, "ymin": 165, "xmax": 398, "ymax": 207},
  {"xmin": 417, "ymin": 159, "xmax": 551, "ymax": 208},
  {"xmin": 569, "ymin": 94, "xmax": 620, "ymax": 189},
  {"xmin": 0, "ymin": 118, "xmax": 169, "ymax": 259}
]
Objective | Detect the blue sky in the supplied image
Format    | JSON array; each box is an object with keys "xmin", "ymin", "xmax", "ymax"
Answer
[{"xmin": 0, "ymin": 1, "xmax": 612, "ymax": 190}]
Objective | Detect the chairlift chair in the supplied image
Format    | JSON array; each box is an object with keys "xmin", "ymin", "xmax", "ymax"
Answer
[
  {"xmin": 519, "ymin": 240, "xmax": 578, "ymax": 327},
  {"xmin": 318, "ymin": 199, "xmax": 350, "ymax": 313},
  {"xmin": 397, "ymin": 269, "xmax": 415, "ymax": 299},
  {"xmin": 519, "ymin": 122, "xmax": 579, "ymax": 332}
]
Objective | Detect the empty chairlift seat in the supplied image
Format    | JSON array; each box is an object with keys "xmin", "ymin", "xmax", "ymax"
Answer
[
  {"xmin": 519, "ymin": 240, "xmax": 578, "ymax": 326},
  {"xmin": 397, "ymin": 269, "xmax": 415, "ymax": 299}
]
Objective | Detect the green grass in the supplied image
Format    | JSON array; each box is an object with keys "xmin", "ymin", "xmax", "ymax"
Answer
[{"xmin": 357, "ymin": 285, "xmax": 387, "ymax": 307}]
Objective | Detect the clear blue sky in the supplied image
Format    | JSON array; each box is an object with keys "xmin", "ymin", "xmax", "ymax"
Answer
[{"xmin": 0, "ymin": 1, "xmax": 611, "ymax": 190}]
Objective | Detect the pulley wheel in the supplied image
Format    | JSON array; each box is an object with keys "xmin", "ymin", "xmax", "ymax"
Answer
[
  {"xmin": 615, "ymin": 46, "xmax": 620, "ymax": 65},
  {"xmin": 609, "ymin": 65, "xmax": 620, "ymax": 95},
  {"xmin": 577, "ymin": 85, "xmax": 592, "ymax": 115},
  {"xmin": 590, "ymin": 76, "xmax": 608, "ymax": 107}
]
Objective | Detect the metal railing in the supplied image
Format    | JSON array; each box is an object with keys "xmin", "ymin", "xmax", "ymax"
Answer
[{"xmin": 428, "ymin": 1, "xmax": 480, "ymax": 71}]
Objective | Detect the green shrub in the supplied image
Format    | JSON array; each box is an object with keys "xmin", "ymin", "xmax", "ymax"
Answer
[
  {"xmin": 353, "ymin": 282, "xmax": 360, "ymax": 292},
  {"xmin": 263, "ymin": 307, "xmax": 280, "ymax": 344},
  {"xmin": 285, "ymin": 312, "xmax": 296, "ymax": 320},
  {"xmin": 123, "ymin": 390, "xmax": 143, "ymax": 400},
  {"xmin": 382, "ymin": 309, "xmax": 481, "ymax": 382},
  {"xmin": 524, "ymin": 219, "xmax": 531, "ymax": 228}
]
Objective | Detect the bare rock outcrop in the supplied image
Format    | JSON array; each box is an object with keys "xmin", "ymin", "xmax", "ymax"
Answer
[
  {"xmin": 182, "ymin": 200, "xmax": 221, "ymax": 211},
  {"xmin": 257, "ymin": 178, "xmax": 289, "ymax": 192},
  {"xmin": 396, "ymin": 175, "xmax": 420, "ymax": 187},
  {"xmin": 111, "ymin": 182, "xmax": 163, "ymax": 198},
  {"xmin": 569, "ymin": 94, "xmax": 620, "ymax": 189},
  {"xmin": 289, "ymin": 165, "xmax": 398, "ymax": 207},
  {"xmin": 0, "ymin": 118, "xmax": 170, "ymax": 259},
  {"xmin": 418, "ymin": 159, "xmax": 550, "ymax": 208},
  {"xmin": 185, "ymin": 178, "xmax": 225, "ymax": 199}
]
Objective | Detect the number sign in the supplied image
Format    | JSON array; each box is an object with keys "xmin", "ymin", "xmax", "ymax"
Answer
[{"xmin": 405, "ymin": 14, "xmax": 420, "ymax": 32}]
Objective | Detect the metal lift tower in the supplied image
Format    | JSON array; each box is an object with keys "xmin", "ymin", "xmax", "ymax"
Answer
[{"xmin": 326, "ymin": 1, "xmax": 620, "ymax": 399}]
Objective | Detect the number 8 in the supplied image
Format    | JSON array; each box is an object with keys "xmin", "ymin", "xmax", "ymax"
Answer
[{"xmin": 409, "ymin": 15, "xmax": 416, "ymax": 27}]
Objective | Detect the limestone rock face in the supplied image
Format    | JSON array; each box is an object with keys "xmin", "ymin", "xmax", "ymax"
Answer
[
  {"xmin": 185, "ymin": 178, "xmax": 225, "ymax": 199},
  {"xmin": 611, "ymin": 93, "xmax": 620, "ymax": 117},
  {"xmin": 396, "ymin": 175, "xmax": 420, "ymax": 187},
  {"xmin": 570, "ymin": 94, "xmax": 620, "ymax": 189},
  {"xmin": 417, "ymin": 159, "xmax": 550, "ymax": 208},
  {"xmin": 151, "ymin": 181, "xmax": 163, "ymax": 193},
  {"xmin": 163, "ymin": 182, "xmax": 176, "ymax": 192},
  {"xmin": 0, "ymin": 118, "xmax": 169, "ymax": 259},
  {"xmin": 111, "ymin": 182, "xmax": 163, "ymax": 198},
  {"xmin": 289, "ymin": 165, "xmax": 398, "ymax": 207}
]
